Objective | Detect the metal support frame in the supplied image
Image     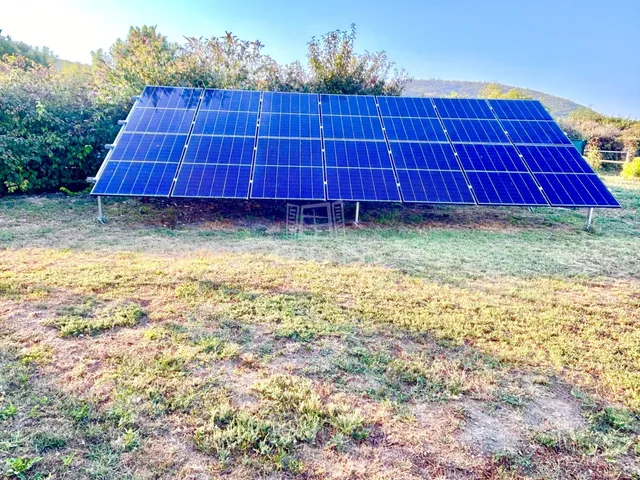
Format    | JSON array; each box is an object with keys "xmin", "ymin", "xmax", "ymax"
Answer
[
  {"xmin": 96, "ymin": 197, "xmax": 106, "ymax": 223},
  {"xmin": 585, "ymin": 208, "xmax": 595, "ymax": 231},
  {"xmin": 286, "ymin": 201, "xmax": 345, "ymax": 235},
  {"xmin": 355, "ymin": 202, "xmax": 360, "ymax": 225}
]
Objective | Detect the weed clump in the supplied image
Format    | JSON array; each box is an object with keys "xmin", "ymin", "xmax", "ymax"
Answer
[
  {"xmin": 46, "ymin": 303, "xmax": 143, "ymax": 337},
  {"xmin": 194, "ymin": 374, "xmax": 367, "ymax": 470}
]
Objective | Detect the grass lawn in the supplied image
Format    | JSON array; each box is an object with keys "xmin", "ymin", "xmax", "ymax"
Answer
[{"xmin": 0, "ymin": 174, "xmax": 638, "ymax": 479}]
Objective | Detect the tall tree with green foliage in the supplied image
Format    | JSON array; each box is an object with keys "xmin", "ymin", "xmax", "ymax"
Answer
[
  {"xmin": 307, "ymin": 25, "xmax": 409, "ymax": 95},
  {"xmin": 93, "ymin": 26, "xmax": 181, "ymax": 104},
  {"xmin": 180, "ymin": 32, "xmax": 279, "ymax": 90}
]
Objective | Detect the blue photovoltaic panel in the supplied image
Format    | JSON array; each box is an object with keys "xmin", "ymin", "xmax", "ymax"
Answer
[
  {"xmin": 323, "ymin": 115, "xmax": 385, "ymax": 140},
  {"xmin": 255, "ymin": 138, "xmax": 322, "ymax": 167},
  {"xmin": 259, "ymin": 113, "xmax": 321, "ymax": 138},
  {"xmin": 442, "ymin": 119, "xmax": 510, "ymax": 143},
  {"xmin": 488, "ymin": 99, "xmax": 553, "ymax": 121},
  {"xmin": 92, "ymin": 86, "xmax": 202, "ymax": 196},
  {"xmin": 389, "ymin": 142, "xmax": 474, "ymax": 204},
  {"xmin": 502, "ymin": 120, "xmax": 571, "ymax": 145},
  {"xmin": 262, "ymin": 92, "xmax": 319, "ymax": 114},
  {"xmin": 92, "ymin": 161, "xmax": 180, "ymax": 196},
  {"xmin": 182, "ymin": 136, "xmax": 255, "ymax": 165},
  {"xmin": 93, "ymin": 87, "xmax": 618, "ymax": 209},
  {"xmin": 324, "ymin": 140, "xmax": 400, "ymax": 201},
  {"xmin": 383, "ymin": 117, "xmax": 447, "ymax": 142},
  {"xmin": 378, "ymin": 97, "xmax": 473, "ymax": 204},
  {"xmin": 125, "ymin": 108, "xmax": 194, "ymax": 134},
  {"xmin": 321, "ymin": 93, "xmax": 400, "ymax": 201},
  {"xmin": 535, "ymin": 173, "xmax": 619, "ymax": 207},
  {"xmin": 109, "ymin": 133, "xmax": 187, "ymax": 163},
  {"xmin": 325, "ymin": 140, "xmax": 391, "ymax": 169},
  {"xmin": 320, "ymin": 94, "xmax": 378, "ymax": 116},
  {"xmin": 467, "ymin": 172, "xmax": 548, "ymax": 206},
  {"xmin": 433, "ymin": 98, "xmax": 494, "ymax": 119},
  {"xmin": 390, "ymin": 142, "xmax": 460, "ymax": 170},
  {"xmin": 517, "ymin": 145, "xmax": 592, "ymax": 174},
  {"xmin": 251, "ymin": 92, "xmax": 325, "ymax": 200},
  {"xmin": 136, "ymin": 86, "xmax": 201, "ymax": 109},
  {"xmin": 173, "ymin": 88, "xmax": 258, "ymax": 198},
  {"xmin": 396, "ymin": 170, "xmax": 475, "ymax": 203},
  {"xmin": 172, "ymin": 164, "xmax": 251, "ymax": 197},
  {"xmin": 377, "ymin": 96, "xmax": 437, "ymax": 118},
  {"xmin": 485, "ymin": 99, "xmax": 618, "ymax": 207},
  {"xmin": 251, "ymin": 166, "xmax": 325, "ymax": 200},
  {"xmin": 326, "ymin": 167, "xmax": 400, "ymax": 201},
  {"xmin": 454, "ymin": 144, "xmax": 529, "ymax": 172},
  {"xmin": 192, "ymin": 111, "xmax": 259, "ymax": 136},
  {"xmin": 200, "ymin": 89, "xmax": 261, "ymax": 112}
]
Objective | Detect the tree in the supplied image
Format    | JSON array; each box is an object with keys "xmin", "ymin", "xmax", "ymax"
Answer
[
  {"xmin": 0, "ymin": 56, "xmax": 119, "ymax": 194},
  {"xmin": 306, "ymin": 24, "xmax": 410, "ymax": 95},
  {"xmin": 93, "ymin": 26, "xmax": 180, "ymax": 104},
  {"xmin": 0, "ymin": 30, "xmax": 57, "ymax": 66},
  {"xmin": 179, "ymin": 32, "xmax": 279, "ymax": 90},
  {"xmin": 478, "ymin": 82, "xmax": 532, "ymax": 100}
]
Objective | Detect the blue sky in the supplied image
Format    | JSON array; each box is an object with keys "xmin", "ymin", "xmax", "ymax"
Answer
[{"xmin": 4, "ymin": 0, "xmax": 639, "ymax": 117}]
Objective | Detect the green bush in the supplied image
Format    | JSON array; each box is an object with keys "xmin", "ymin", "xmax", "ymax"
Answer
[
  {"xmin": 621, "ymin": 157, "xmax": 640, "ymax": 180},
  {"xmin": 0, "ymin": 56, "xmax": 123, "ymax": 194}
]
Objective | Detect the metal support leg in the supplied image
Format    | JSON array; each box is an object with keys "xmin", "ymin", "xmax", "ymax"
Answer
[
  {"xmin": 96, "ymin": 196, "xmax": 106, "ymax": 223},
  {"xmin": 354, "ymin": 202, "xmax": 360, "ymax": 225},
  {"xmin": 585, "ymin": 208, "xmax": 594, "ymax": 231}
]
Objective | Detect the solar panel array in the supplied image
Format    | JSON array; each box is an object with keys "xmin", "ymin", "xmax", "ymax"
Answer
[{"xmin": 92, "ymin": 86, "xmax": 619, "ymax": 208}]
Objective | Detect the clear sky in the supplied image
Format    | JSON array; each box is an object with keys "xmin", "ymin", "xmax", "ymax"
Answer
[{"xmin": 3, "ymin": 0, "xmax": 639, "ymax": 117}]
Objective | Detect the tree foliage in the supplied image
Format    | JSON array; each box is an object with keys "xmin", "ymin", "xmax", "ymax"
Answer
[
  {"xmin": 92, "ymin": 26, "xmax": 181, "ymax": 105},
  {"xmin": 0, "ymin": 31, "xmax": 57, "ymax": 66},
  {"xmin": 307, "ymin": 25, "xmax": 409, "ymax": 95},
  {"xmin": 0, "ymin": 56, "xmax": 121, "ymax": 194},
  {"xmin": 558, "ymin": 107, "xmax": 640, "ymax": 155},
  {"xmin": 478, "ymin": 82, "xmax": 532, "ymax": 100}
]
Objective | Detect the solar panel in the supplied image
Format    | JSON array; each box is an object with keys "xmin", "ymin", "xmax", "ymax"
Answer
[
  {"xmin": 251, "ymin": 92, "xmax": 325, "ymax": 200},
  {"xmin": 379, "ymin": 96, "xmax": 473, "ymax": 204},
  {"xmin": 488, "ymin": 99, "xmax": 553, "ymax": 121},
  {"xmin": 93, "ymin": 87, "xmax": 619, "ymax": 210},
  {"xmin": 92, "ymin": 86, "xmax": 201, "ymax": 196},
  {"xmin": 433, "ymin": 98, "xmax": 494, "ymax": 119},
  {"xmin": 172, "ymin": 89, "xmax": 259, "ymax": 198},
  {"xmin": 321, "ymin": 94, "xmax": 401, "ymax": 202}
]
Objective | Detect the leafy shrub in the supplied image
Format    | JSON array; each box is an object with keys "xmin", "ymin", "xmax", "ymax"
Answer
[
  {"xmin": 621, "ymin": 157, "xmax": 640, "ymax": 179},
  {"xmin": 0, "ymin": 56, "xmax": 123, "ymax": 194}
]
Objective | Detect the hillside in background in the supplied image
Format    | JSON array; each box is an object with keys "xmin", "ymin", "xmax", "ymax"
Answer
[{"xmin": 404, "ymin": 79, "xmax": 584, "ymax": 117}]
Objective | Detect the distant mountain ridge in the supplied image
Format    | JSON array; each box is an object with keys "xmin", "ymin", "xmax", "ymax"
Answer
[{"xmin": 403, "ymin": 79, "xmax": 583, "ymax": 117}]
